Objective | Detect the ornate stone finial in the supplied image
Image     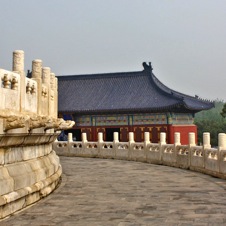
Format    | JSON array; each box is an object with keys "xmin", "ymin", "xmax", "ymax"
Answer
[
  {"xmin": 42, "ymin": 67, "xmax": 51, "ymax": 84},
  {"xmin": 32, "ymin": 59, "xmax": 42, "ymax": 79},
  {"xmin": 13, "ymin": 50, "xmax": 24, "ymax": 72}
]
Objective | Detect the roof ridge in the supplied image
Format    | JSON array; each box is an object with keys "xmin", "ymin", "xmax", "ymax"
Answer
[{"xmin": 57, "ymin": 70, "xmax": 145, "ymax": 80}]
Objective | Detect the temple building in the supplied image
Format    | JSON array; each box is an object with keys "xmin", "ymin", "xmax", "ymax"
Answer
[{"xmin": 57, "ymin": 63, "xmax": 214, "ymax": 144}]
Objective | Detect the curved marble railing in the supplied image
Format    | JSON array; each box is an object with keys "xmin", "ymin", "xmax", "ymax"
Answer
[
  {"xmin": 0, "ymin": 50, "xmax": 74, "ymax": 220},
  {"xmin": 53, "ymin": 131, "xmax": 226, "ymax": 180}
]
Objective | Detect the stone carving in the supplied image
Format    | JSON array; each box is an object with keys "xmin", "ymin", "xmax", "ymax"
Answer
[
  {"xmin": 26, "ymin": 82, "xmax": 36, "ymax": 94},
  {"xmin": 0, "ymin": 50, "xmax": 68, "ymax": 220},
  {"xmin": 44, "ymin": 117, "xmax": 62, "ymax": 131},
  {"xmin": 3, "ymin": 115, "xmax": 29, "ymax": 131},
  {"xmin": 57, "ymin": 120, "xmax": 75, "ymax": 131},
  {"xmin": 26, "ymin": 81, "xmax": 32, "ymax": 94},
  {"xmin": 2, "ymin": 74, "xmax": 11, "ymax": 89},
  {"xmin": 44, "ymin": 118, "xmax": 75, "ymax": 131},
  {"xmin": 13, "ymin": 50, "xmax": 24, "ymax": 72},
  {"xmin": 32, "ymin": 59, "xmax": 42, "ymax": 79},
  {"xmin": 42, "ymin": 87, "xmax": 48, "ymax": 97},
  {"xmin": 29, "ymin": 115, "xmax": 48, "ymax": 130},
  {"xmin": 31, "ymin": 83, "xmax": 36, "ymax": 94},
  {"xmin": 11, "ymin": 77, "xmax": 18, "ymax": 90}
]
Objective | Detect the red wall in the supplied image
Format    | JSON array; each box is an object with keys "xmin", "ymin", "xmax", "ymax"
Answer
[
  {"xmin": 75, "ymin": 124, "xmax": 197, "ymax": 144},
  {"xmin": 168, "ymin": 125, "xmax": 197, "ymax": 145}
]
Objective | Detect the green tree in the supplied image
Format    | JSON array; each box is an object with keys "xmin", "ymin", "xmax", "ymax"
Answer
[
  {"xmin": 220, "ymin": 103, "xmax": 226, "ymax": 118},
  {"xmin": 194, "ymin": 100, "xmax": 226, "ymax": 147}
]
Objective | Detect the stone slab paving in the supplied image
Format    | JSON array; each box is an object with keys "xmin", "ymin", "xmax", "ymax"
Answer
[{"xmin": 2, "ymin": 156, "xmax": 226, "ymax": 226}]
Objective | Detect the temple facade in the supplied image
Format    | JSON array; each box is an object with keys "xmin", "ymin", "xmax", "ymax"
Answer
[{"xmin": 57, "ymin": 63, "xmax": 214, "ymax": 144}]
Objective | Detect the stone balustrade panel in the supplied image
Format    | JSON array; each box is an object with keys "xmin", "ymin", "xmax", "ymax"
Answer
[
  {"xmin": 69, "ymin": 142, "xmax": 83, "ymax": 156},
  {"xmin": 162, "ymin": 144, "xmax": 176, "ymax": 166},
  {"xmin": 0, "ymin": 69, "xmax": 20, "ymax": 112},
  {"xmin": 219, "ymin": 149, "xmax": 226, "ymax": 174},
  {"xmin": 129, "ymin": 142, "xmax": 146, "ymax": 162},
  {"xmin": 40, "ymin": 84, "xmax": 48, "ymax": 116},
  {"xmin": 146, "ymin": 143, "xmax": 161, "ymax": 164},
  {"xmin": 205, "ymin": 148, "xmax": 220, "ymax": 174},
  {"xmin": 115, "ymin": 142, "xmax": 129, "ymax": 160},
  {"xmin": 24, "ymin": 77, "xmax": 38, "ymax": 113},
  {"xmin": 190, "ymin": 146, "xmax": 204, "ymax": 170},
  {"xmin": 53, "ymin": 141, "xmax": 68, "ymax": 156},
  {"xmin": 175, "ymin": 145, "xmax": 190, "ymax": 169},
  {"xmin": 83, "ymin": 142, "xmax": 98, "ymax": 158},
  {"xmin": 99, "ymin": 142, "xmax": 115, "ymax": 159}
]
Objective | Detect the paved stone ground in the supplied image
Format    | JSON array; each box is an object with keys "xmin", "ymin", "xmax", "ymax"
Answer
[{"xmin": 2, "ymin": 156, "xmax": 226, "ymax": 226}]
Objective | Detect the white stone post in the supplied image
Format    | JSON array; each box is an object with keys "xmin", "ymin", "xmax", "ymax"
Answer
[
  {"xmin": 32, "ymin": 59, "xmax": 42, "ymax": 79},
  {"xmin": 144, "ymin": 132, "xmax": 150, "ymax": 149},
  {"xmin": 49, "ymin": 72, "xmax": 56, "ymax": 117},
  {"xmin": 42, "ymin": 67, "xmax": 51, "ymax": 84},
  {"xmin": 203, "ymin": 132, "xmax": 211, "ymax": 149},
  {"xmin": 129, "ymin": 132, "xmax": 135, "ymax": 143},
  {"xmin": 68, "ymin": 133, "xmax": 73, "ymax": 142},
  {"xmin": 54, "ymin": 77, "xmax": 58, "ymax": 119},
  {"xmin": 160, "ymin": 132, "xmax": 166, "ymax": 145},
  {"xmin": 113, "ymin": 132, "xmax": 119, "ymax": 143},
  {"xmin": 144, "ymin": 132, "xmax": 150, "ymax": 143},
  {"xmin": 189, "ymin": 132, "xmax": 196, "ymax": 147},
  {"xmin": 98, "ymin": 132, "xmax": 103, "ymax": 143},
  {"xmin": 174, "ymin": 132, "xmax": 181, "ymax": 146},
  {"xmin": 82, "ymin": 133, "xmax": 87, "ymax": 143},
  {"xmin": 13, "ymin": 50, "xmax": 26, "ymax": 114},
  {"xmin": 13, "ymin": 50, "xmax": 24, "ymax": 73},
  {"xmin": 218, "ymin": 133, "xmax": 226, "ymax": 150},
  {"xmin": 41, "ymin": 67, "xmax": 51, "ymax": 116},
  {"xmin": 32, "ymin": 59, "xmax": 43, "ymax": 115}
]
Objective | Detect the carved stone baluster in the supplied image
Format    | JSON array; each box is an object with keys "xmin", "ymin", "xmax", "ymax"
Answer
[
  {"xmin": 31, "ymin": 83, "xmax": 36, "ymax": 94},
  {"xmin": 2, "ymin": 74, "xmax": 11, "ymax": 89},
  {"xmin": 11, "ymin": 76, "xmax": 18, "ymax": 90},
  {"xmin": 26, "ymin": 81, "xmax": 32, "ymax": 94}
]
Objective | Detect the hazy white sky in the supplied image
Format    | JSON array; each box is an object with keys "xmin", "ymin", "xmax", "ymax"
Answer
[{"xmin": 1, "ymin": 0, "xmax": 226, "ymax": 101}]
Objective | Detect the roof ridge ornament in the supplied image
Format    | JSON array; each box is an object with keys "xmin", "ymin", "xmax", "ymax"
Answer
[{"xmin": 142, "ymin": 62, "xmax": 153, "ymax": 72}]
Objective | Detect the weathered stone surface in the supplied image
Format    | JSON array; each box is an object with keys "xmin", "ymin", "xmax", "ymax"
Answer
[
  {"xmin": 0, "ymin": 50, "xmax": 71, "ymax": 220},
  {"xmin": 0, "ymin": 167, "xmax": 14, "ymax": 196}
]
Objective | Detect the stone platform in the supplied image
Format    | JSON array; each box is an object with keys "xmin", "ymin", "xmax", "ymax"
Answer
[{"xmin": 2, "ymin": 156, "xmax": 226, "ymax": 226}]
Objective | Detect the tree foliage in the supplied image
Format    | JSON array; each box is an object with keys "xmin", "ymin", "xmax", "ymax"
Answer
[{"xmin": 194, "ymin": 100, "xmax": 226, "ymax": 147}]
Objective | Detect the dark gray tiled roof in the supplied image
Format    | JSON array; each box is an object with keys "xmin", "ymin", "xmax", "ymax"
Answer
[{"xmin": 57, "ymin": 64, "xmax": 214, "ymax": 114}]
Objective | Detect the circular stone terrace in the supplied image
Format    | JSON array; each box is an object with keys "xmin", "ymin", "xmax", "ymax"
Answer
[{"xmin": 2, "ymin": 156, "xmax": 226, "ymax": 226}]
